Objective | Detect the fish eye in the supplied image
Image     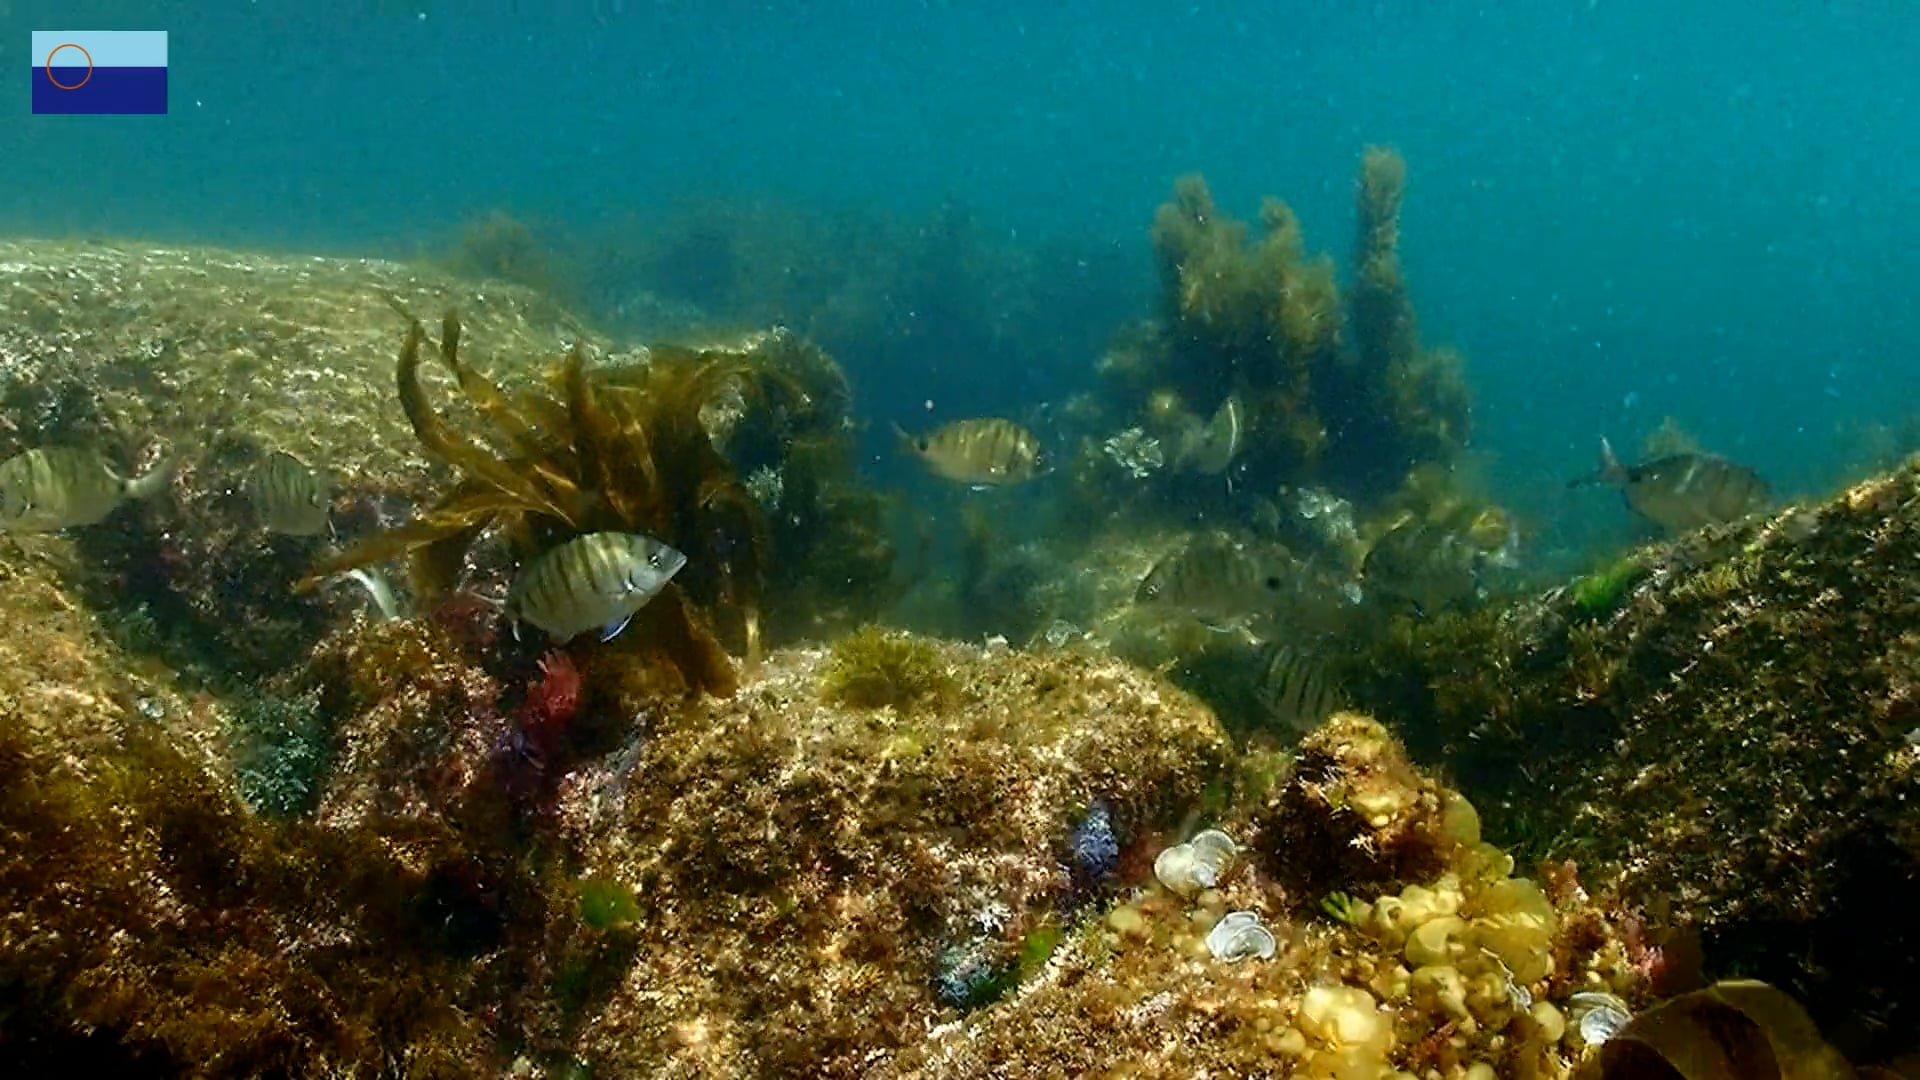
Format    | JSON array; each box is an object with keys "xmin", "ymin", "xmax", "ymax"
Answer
[
  {"xmin": 1264, "ymin": 576, "xmax": 1283, "ymax": 591},
  {"xmin": 648, "ymin": 552, "xmax": 663, "ymax": 567}
]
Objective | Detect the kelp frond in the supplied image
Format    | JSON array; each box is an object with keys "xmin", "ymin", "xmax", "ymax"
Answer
[
  {"xmin": 399, "ymin": 314, "xmax": 585, "ymax": 528},
  {"xmin": 298, "ymin": 311, "xmax": 791, "ymax": 676}
]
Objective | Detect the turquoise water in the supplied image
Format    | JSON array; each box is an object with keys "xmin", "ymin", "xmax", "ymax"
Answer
[{"xmin": 8, "ymin": 1, "xmax": 1916, "ymax": 520}]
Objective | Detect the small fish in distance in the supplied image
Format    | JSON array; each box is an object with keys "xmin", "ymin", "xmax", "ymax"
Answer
[
  {"xmin": 894, "ymin": 417, "xmax": 1045, "ymax": 487},
  {"xmin": 247, "ymin": 449, "xmax": 334, "ymax": 536}
]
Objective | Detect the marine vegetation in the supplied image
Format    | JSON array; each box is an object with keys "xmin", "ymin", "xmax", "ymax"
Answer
[
  {"xmin": 440, "ymin": 208, "xmax": 569, "ymax": 303},
  {"xmin": 1567, "ymin": 553, "xmax": 1648, "ymax": 619},
  {"xmin": 1094, "ymin": 147, "xmax": 1470, "ymax": 507},
  {"xmin": 818, "ymin": 624, "xmax": 955, "ymax": 710},
  {"xmin": 1585, "ymin": 979, "xmax": 1859, "ymax": 1079},
  {"xmin": 297, "ymin": 311, "xmax": 869, "ymax": 698}
]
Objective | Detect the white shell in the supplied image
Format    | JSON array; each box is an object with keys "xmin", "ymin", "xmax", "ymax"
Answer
[
  {"xmin": 1153, "ymin": 829, "xmax": 1239, "ymax": 898},
  {"xmin": 1567, "ymin": 991, "xmax": 1632, "ymax": 1045},
  {"xmin": 1206, "ymin": 910, "xmax": 1277, "ymax": 962}
]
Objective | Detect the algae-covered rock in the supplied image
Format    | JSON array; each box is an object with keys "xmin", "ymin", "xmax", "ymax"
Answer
[
  {"xmin": 0, "ymin": 239, "xmax": 587, "ymax": 489},
  {"xmin": 883, "ymin": 715, "xmax": 1653, "ymax": 1079},
  {"xmin": 551, "ymin": 637, "xmax": 1230, "ymax": 1076},
  {"xmin": 1361, "ymin": 461, "xmax": 1920, "ymax": 1061},
  {"xmin": 4, "ymin": 603, "xmax": 1231, "ymax": 1076},
  {"xmin": 0, "ymin": 543, "xmax": 500, "ymax": 1077},
  {"xmin": 0, "ymin": 241, "xmax": 885, "ymax": 678},
  {"xmin": 0, "ymin": 540, "xmax": 228, "ymax": 774},
  {"xmin": 0, "ymin": 241, "xmax": 589, "ymax": 675}
]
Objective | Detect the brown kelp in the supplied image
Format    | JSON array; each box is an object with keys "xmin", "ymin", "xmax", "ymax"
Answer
[{"xmin": 296, "ymin": 311, "xmax": 804, "ymax": 696}]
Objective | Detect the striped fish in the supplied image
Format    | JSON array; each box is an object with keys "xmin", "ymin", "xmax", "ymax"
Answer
[
  {"xmin": 895, "ymin": 417, "xmax": 1045, "ymax": 487},
  {"xmin": 506, "ymin": 531, "xmax": 688, "ymax": 642},
  {"xmin": 0, "ymin": 447, "xmax": 172, "ymax": 533},
  {"xmin": 1135, "ymin": 531, "xmax": 1297, "ymax": 629},
  {"xmin": 1573, "ymin": 437, "xmax": 1771, "ymax": 534},
  {"xmin": 1362, "ymin": 517, "xmax": 1482, "ymax": 617},
  {"xmin": 247, "ymin": 450, "xmax": 333, "ymax": 536},
  {"xmin": 1256, "ymin": 643, "xmax": 1345, "ymax": 736}
]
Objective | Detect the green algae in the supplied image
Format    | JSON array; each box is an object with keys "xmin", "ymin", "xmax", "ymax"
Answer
[
  {"xmin": 819, "ymin": 626, "xmax": 955, "ymax": 710},
  {"xmin": 1569, "ymin": 554, "xmax": 1648, "ymax": 619}
]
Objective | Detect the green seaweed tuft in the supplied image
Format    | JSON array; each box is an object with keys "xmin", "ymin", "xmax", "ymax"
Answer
[
  {"xmin": 1319, "ymin": 890, "xmax": 1366, "ymax": 926},
  {"xmin": 819, "ymin": 626, "xmax": 954, "ymax": 710},
  {"xmin": 1016, "ymin": 921, "xmax": 1064, "ymax": 979},
  {"xmin": 576, "ymin": 877, "xmax": 642, "ymax": 930},
  {"xmin": 1569, "ymin": 554, "xmax": 1647, "ymax": 619},
  {"xmin": 229, "ymin": 686, "xmax": 334, "ymax": 819}
]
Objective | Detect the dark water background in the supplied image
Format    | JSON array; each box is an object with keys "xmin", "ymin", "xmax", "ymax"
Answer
[{"xmin": 5, "ymin": 1, "xmax": 1916, "ymax": 547}]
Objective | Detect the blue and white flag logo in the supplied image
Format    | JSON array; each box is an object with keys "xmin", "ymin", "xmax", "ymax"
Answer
[{"xmin": 32, "ymin": 30, "xmax": 168, "ymax": 115}]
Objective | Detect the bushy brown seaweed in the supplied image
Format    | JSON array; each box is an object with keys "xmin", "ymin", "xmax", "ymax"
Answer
[
  {"xmin": 1120, "ymin": 148, "xmax": 1471, "ymax": 500},
  {"xmin": 295, "ymin": 311, "xmax": 814, "ymax": 695}
]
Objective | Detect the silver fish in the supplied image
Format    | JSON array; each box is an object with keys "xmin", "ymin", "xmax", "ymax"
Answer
[
  {"xmin": 895, "ymin": 417, "xmax": 1045, "ymax": 486},
  {"xmin": 0, "ymin": 447, "xmax": 172, "ymax": 532},
  {"xmin": 248, "ymin": 450, "xmax": 333, "ymax": 536},
  {"xmin": 1573, "ymin": 437, "xmax": 1770, "ymax": 533},
  {"xmin": 506, "ymin": 531, "xmax": 687, "ymax": 643}
]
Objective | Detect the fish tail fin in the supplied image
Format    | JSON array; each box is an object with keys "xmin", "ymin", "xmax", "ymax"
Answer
[
  {"xmin": 343, "ymin": 568, "xmax": 403, "ymax": 620},
  {"xmin": 124, "ymin": 455, "xmax": 178, "ymax": 501},
  {"xmin": 1569, "ymin": 437, "xmax": 1628, "ymax": 489}
]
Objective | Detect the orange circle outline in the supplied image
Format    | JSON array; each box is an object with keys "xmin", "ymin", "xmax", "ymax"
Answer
[{"xmin": 44, "ymin": 43, "xmax": 94, "ymax": 91}]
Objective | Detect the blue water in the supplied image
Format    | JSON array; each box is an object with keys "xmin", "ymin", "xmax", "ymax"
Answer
[{"xmin": 6, "ymin": 1, "xmax": 1916, "ymax": 526}]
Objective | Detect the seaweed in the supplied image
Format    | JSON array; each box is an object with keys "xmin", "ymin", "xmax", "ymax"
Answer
[
  {"xmin": 296, "ymin": 312, "xmax": 800, "ymax": 696},
  {"xmin": 819, "ymin": 626, "xmax": 955, "ymax": 711},
  {"xmin": 1112, "ymin": 150, "xmax": 1473, "ymax": 512},
  {"xmin": 1569, "ymin": 554, "xmax": 1648, "ymax": 619}
]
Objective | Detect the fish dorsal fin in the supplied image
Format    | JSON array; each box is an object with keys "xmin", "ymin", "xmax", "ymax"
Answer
[
  {"xmin": 1569, "ymin": 437, "xmax": 1628, "ymax": 489},
  {"xmin": 1597, "ymin": 437, "xmax": 1628, "ymax": 483}
]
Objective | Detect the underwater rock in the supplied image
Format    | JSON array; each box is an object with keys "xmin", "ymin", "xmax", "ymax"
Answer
[
  {"xmin": 0, "ymin": 547, "xmax": 506, "ymax": 1075},
  {"xmin": 4, "ymin": 604, "xmax": 1228, "ymax": 1076},
  {"xmin": 543, "ymin": 633, "xmax": 1229, "ymax": 1076},
  {"xmin": 0, "ymin": 544, "xmax": 229, "ymax": 772},
  {"xmin": 0, "ymin": 240, "xmax": 888, "ymax": 681},
  {"xmin": 0, "ymin": 241, "xmax": 587, "ymax": 677},
  {"xmin": 0, "ymin": 240, "xmax": 586, "ymax": 493},
  {"xmin": 1248, "ymin": 711, "xmax": 1458, "ymax": 897},
  {"xmin": 880, "ymin": 713, "xmax": 1671, "ymax": 1079},
  {"xmin": 1361, "ymin": 460, "xmax": 1920, "ymax": 1062}
]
